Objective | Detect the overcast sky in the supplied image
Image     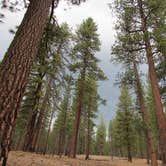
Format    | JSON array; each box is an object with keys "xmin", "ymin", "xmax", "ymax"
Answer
[{"xmin": 0, "ymin": 0, "xmax": 121, "ymax": 128}]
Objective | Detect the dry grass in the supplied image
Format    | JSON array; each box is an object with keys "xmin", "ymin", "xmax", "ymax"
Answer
[{"xmin": 1, "ymin": 151, "xmax": 161, "ymax": 166}]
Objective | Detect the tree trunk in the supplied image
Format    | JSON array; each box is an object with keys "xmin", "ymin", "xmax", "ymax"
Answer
[
  {"xmin": 43, "ymin": 107, "xmax": 54, "ymax": 155},
  {"xmin": 126, "ymin": 115, "xmax": 132, "ymax": 162},
  {"xmin": 57, "ymin": 131, "xmax": 63, "ymax": 157},
  {"xmin": 133, "ymin": 57, "xmax": 158, "ymax": 166},
  {"xmin": 58, "ymin": 84, "xmax": 71, "ymax": 157},
  {"xmin": 145, "ymin": 132, "xmax": 150, "ymax": 165},
  {"xmin": 85, "ymin": 111, "xmax": 90, "ymax": 160},
  {"xmin": 36, "ymin": 126, "xmax": 44, "ymax": 154},
  {"xmin": 71, "ymin": 88, "xmax": 84, "ymax": 158},
  {"xmin": 23, "ymin": 110, "xmax": 38, "ymax": 151},
  {"xmin": 137, "ymin": 0, "xmax": 166, "ymax": 165},
  {"xmin": 0, "ymin": 0, "xmax": 52, "ymax": 164},
  {"xmin": 31, "ymin": 77, "xmax": 52, "ymax": 152},
  {"xmin": 127, "ymin": 142, "xmax": 132, "ymax": 162},
  {"xmin": 71, "ymin": 57, "xmax": 87, "ymax": 158},
  {"xmin": 63, "ymin": 136, "xmax": 72, "ymax": 157},
  {"xmin": 23, "ymin": 73, "xmax": 44, "ymax": 151}
]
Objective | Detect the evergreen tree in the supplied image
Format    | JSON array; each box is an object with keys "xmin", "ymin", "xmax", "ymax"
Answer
[
  {"xmin": 111, "ymin": 0, "xmax": 163, "ymax": 164},
  {"xmin": 146, "ymin": 77, "xmax": 159, "ymax": 151},
  {"xmin": 114, "ymin": 84, "xmax": 135, "ymax": 162},
  {"xmin": 70, "ymin": 17, "xmax": 106, "ymax": 158},
  {"xmin": 23, "ymin": 22, "xmax": 72, "ymax": 152},
  {"xmin": 96, "ymin": 117, "xmax": 106, "ymax": 156},
  {"xmin": 0, "ymin": 1, "xmax": 86, "ymax": 164}
]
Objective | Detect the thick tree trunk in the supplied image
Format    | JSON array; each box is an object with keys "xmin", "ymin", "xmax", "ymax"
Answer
[
  {"xmin": 137, "ymin": 0, "xmax": 166, "ymax": 165},
  {"xmin": 71, "ymin": 60, "xmax": 86, "ymax": 158},
  {"xmin": 0, "ymin": 0, "xmax": 52, "ymax": 164},
  {"xmin": 31, "ymin": 77, "xmax": 52, "ymax": 152},
  {"xmin": 133, "ymin": 58, "xmax": 158, "ymax": 166}
]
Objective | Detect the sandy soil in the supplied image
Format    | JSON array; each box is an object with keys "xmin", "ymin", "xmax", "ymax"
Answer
[{"xmin": 1, "ymin": 151, "xmax": 161, "ymax": 166}]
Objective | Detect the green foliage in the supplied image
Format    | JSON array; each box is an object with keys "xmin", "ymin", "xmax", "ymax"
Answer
[
  {"xmin": 109, "ymin": 84, "xmax": 136, "ymax": 158},
  {"xmin": 96, "ymin": 116, "xmax": 106, "ymax": 155},
  {"xmin": 146, "ymin": 77, "xmax": 159, "ymax": 147},
  {"xmin": 70, "ymin": 17, "xmax": 103, "ymax": 78}
]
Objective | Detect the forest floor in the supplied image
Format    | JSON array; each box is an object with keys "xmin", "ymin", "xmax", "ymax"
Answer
[{"xmin": 2, "ymin": 151, "xmax": 161, "ymax": 166}]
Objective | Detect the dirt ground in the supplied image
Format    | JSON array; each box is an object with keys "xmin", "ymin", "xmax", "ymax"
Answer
[{"xmin": 1, "ymin": 151, "xmax": 161, "ymax": 166}]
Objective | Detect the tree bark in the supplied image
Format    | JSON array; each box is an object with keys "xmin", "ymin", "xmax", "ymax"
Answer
[
  {"xmin": 57, "ymin": 83, "xmax": 71, "ymax": 157},
  {"xmin": 137, "ymin": 0, "xmax": 166, "ymax": 165},
  {"xmin": 0, "ymin": 0, "xmax": 52, "ymax": 164},
  {"xmin": 23, "ymin": 78, "xmax": 43, "ymax": 151},
  {"xmin": 70, "ymin": 56, "xmax": 87, "ymax": 158},
  {"xmin": 85, "ymin": 111, "xmax": 90, "ymax": 160},
  {"xmin": 145, "ymin": 131, "xmax": 150, "ymax": 165},
  {"xmin": 23, "ymin": 110, "xmax": 38, "ymax": 151},
  {"xmin": 31, "ymin": 77, "xmax": 52, "ymax": 152},
  {"xmin": 133, "ymin": 57, "xmax": 158, "ymax": 166},
  {"xmin": 127, "ymin": 142, "xmax": 132, "ymax": 162}
]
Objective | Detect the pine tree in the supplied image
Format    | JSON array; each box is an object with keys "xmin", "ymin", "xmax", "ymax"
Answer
[
  {"xmin": 146, "ymin": 77, "xmax": 159, "ymax": 152},
  {"xmin": 0, "ymin": 1, "xmax": 86, "ymax": 164},
  {"xmin": 136, "ymin": 1, "xmax": 166, "ymax": 162},
  {"xmin": 84, "ymin": 73, "xmax": 100, "ymax": 159},
  {"xmin": 96, "ymin": 117, "xmax": 106, "ymax": 156},
  {"xmin": 111, "ymin": 1, "xmax": 162, "ymax": 164},
  {"xmin": 23, "ymin": 22, "xmax": 72, "ymax": 152},
  {"xmin": 114, "ymin": 84, "xmax": 135, "ymax": 162},
  {"xmin": 0, "ymin": 2, "xmax": 53, "ymax": 163},
  {"xmin": 70, "ymin": 17, "xmax": 106, "ymax": 158},
  {"xmin": 55, "ymin": 76, "xmax": 73, "ymax": 157}
]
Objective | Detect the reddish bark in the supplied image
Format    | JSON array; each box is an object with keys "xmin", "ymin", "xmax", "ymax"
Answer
[
  {"xmin": 23, "ymin": 73, "xmax": 45, "ymax": 151},
  {"xmin": 23, "ymin": 110, "xmax": 38, "ymax": 151},
  {"xmin": 71, "ymin": 56, "xmax": 87, "ymax": 158},
  {"xmin": 133, "ymin": 57, "xmax": 158, "ymax": 166},
  {"xmin": 31, "ymin": 77, "xmax": 52, "ymax": 152},
  {"xmin": 137, "ymin": 0, "xmax": 166, "ymax": 164},
  {"xmin": 0, "ymin": 0, "xmax": 52, "ymax": 164}
]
